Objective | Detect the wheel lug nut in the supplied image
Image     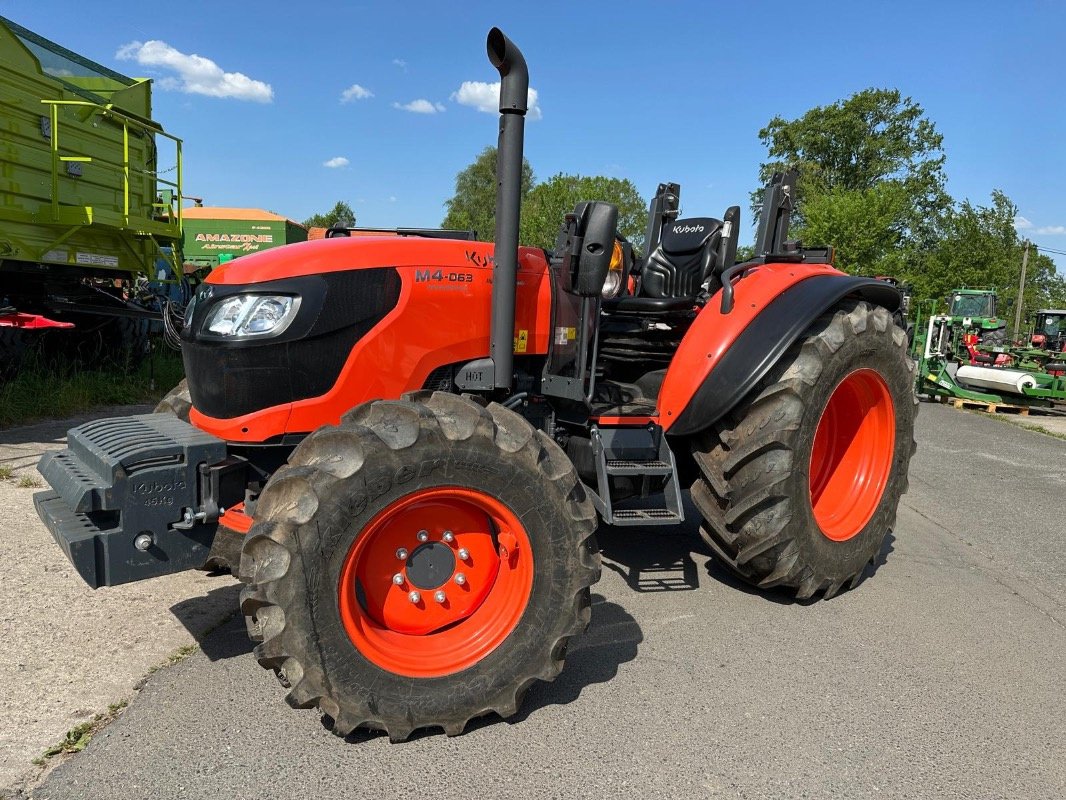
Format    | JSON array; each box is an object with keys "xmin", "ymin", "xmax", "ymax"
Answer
[
  {"xmin": 458, "ymin": 548, "xmax": 469, "ymax": 561},
  {"xmin": 454, "ymin": 573, "xmax": 466, "ymax": 586},
  {"xmin": 442, "ymin": 530, "xmax": 455, "ymax": 543},
  {"xmin": 408, "ymin": 590, "xmax": 421, "ymax": 604},
  {"xmin": 417, "ymin": 530, "xmax": 429, "ymax": 543},
  {"xmin": 396, "ymin": 548, "xmax": 408, "ymax": 560},
  {"xmin": 434, "ymin": 590, "xmax": 447, "ymax": 603},
  {"xmin": 392, "ymin": 573, "xmax": 404, "ymax": 586}
]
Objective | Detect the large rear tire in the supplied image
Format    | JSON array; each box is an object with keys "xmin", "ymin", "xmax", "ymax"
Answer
[
  {"xmin": 153, "ymin": 378, "xmax": 191, "ymax": 421},
  {"xmin": 690, "ymin": 301, "xmax": 917, "ymax": 600},
  {"xmin": 238, "ymin": 391, "xmax": 600, "ymax": 741}
]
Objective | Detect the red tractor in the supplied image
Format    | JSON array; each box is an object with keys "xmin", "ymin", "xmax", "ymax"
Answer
[{"xmin": 35, "ymin": 29, "xmax": 916, "ymax": 741}]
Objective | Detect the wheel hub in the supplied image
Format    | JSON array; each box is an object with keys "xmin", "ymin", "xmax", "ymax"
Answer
[
  {"xmin": 405, "ymin": 541, "xmax": 457, "ymax": 589},
  {"xmin": 338, "ymin": 488, "xmax": 535, "ymax": 677}
]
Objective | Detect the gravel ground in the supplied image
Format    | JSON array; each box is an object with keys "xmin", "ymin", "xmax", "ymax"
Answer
[{"xmin": 4, "ymin": 401, "xmax": 1065, "ymax": 799}]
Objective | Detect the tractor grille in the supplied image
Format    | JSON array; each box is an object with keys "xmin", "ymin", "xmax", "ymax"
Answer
[{"xmin": 183, "ymin": 268, "xmax": 400, "ymax": 420}]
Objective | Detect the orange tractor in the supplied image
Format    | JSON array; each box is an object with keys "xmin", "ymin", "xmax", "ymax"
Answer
[{"xmin": 35, "ymin": 29, "xmax": 916, "ymax": 740}]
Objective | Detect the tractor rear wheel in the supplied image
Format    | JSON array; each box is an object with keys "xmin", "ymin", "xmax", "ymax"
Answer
[
  {"xmin": 153, "ymin": 378, "xmax": 191, "ymax": 421},
  {"xmin": 690, "ymin": 301, "xmax": 917, "ymax": 600},
  {"xmin": 238, "ymin": 391, "xmax": 600, "ymax": 741}
]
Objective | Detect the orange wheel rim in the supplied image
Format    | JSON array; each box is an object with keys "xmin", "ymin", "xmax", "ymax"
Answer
[
  {"xmin": 338, "ymin": 487, "xmax": 533, "ymax": 678},
  {"xmin": 808, "ymin": 369, "xmax": 895, "ymax": 542}
]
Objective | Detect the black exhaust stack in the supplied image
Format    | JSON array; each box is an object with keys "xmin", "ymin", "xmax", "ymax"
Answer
[{"xmin": 486, "ymin": 27, "xmax": 528, "ymax": 390}]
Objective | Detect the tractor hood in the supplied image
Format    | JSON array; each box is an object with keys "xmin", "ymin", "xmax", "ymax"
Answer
[{"xmin": 206, "ymin": 237, "xmax": 506, "ymax": 285}]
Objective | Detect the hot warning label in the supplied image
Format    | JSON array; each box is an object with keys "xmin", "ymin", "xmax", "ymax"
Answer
[{"xmin": 513, "ymin": 329, "xmax": 529, "ymax": 353}]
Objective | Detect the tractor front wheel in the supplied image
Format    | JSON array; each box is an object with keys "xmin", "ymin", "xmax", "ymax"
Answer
[
  {"xmin": 238, "ymin": 392, "xmax": 600, "ymax": 741},
  {"xmin": 691, "ymin": 301, "xmax": 917, "ymax": 600}
]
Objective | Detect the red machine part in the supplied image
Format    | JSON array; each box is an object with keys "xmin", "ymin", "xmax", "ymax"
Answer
[
  {"xmin": 808, "ymin": 369, "xmax": 895, "ymax": 541},
  {"xmin": 336, "ymin": 487, "xmax": 533, "ymax": 678},
  {"xmin": 192, "ymin": 238, "xmax": 553, "ymax": 441},
  {"xmin": 0, "ymin": 312, "xmax": 73, "ymax": 329},
  {"xmin": 657, "ymin": 262, "xmax": 842, "ymax": 430},
  {"xmin": 962, "ymin": 332, "xmax": 1010, "ymax": 366}
]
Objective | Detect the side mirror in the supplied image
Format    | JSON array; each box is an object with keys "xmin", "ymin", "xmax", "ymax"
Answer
[{"xmin": 564, "ymin": 201, "xmax": 618, "ymax": 297}]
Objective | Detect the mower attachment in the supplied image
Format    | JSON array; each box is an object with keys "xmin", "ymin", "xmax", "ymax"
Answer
[{"xmin": 34, "ymin": 414, "xmax": 229, "ymax": 588}]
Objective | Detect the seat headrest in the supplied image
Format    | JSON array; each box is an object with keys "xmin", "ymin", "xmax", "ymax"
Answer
[{"xmin": 660, "ymin": 217, "xmax": 722, "ymax": 255}]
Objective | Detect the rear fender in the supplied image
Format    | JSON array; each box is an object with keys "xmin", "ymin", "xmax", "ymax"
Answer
[{"xmin": 660, "ymin": 265, "xmax": 900, "ymax": 437}]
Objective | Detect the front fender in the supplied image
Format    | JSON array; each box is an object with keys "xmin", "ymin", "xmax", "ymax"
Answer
[{"xmin": 660, "ymin": 264, "xmax": 899, "ymax": 437}]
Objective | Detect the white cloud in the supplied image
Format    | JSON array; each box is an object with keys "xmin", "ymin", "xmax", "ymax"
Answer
[
  {"xmin": 392, "ymin": 58, "xmax": 407, "ymax": 70},
  {"xmin": 341, "ymin": 84, "xmax": 373, "ymax": 102},
  {"xmin": 388, "ymin": 196, "xmax": 397, "ymax": 203},
  {"xmin": 116, "ymin": 40, "xmax": 272, "ymax": 102},
  {"xmin": 1016, "ymin": 216, "xmax": 1066, "ymax": 235},
  {"xmin": 451, "ymin": 80, "xmax": 542, "ymax": 120},
  {"xmin": 393, "ymin": 99, "xmax": 445, "ymax": 114},
  {"xmin": 323, "ymin": 156, "xmax": 349, "ymax": 169}
]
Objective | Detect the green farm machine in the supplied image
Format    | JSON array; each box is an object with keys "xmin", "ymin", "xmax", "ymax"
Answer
[
  {"xmin": 916, "ymin": 290, "xmax": 1066, "ymax": 408},
  {"xmin": 0, "ymin": 15, "xmax": 183, "ymax": 372},
  {"xmin": 944, "ymin": 288, "xmax": 1006, "ymax": 345}
]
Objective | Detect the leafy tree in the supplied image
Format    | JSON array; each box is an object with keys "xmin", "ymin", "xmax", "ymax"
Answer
[
  {"xmin": 442, "ymin": 147, "xmax": 534, "ymax": 241},
  {"xmin": 754, "ymin": 88, "xmax": 950, "ymax": 272},
  {"xmin": 520, "ymin": 174, "xmax": 647, "ymax": 251},
  {"xmin": 303, "ymin": 201, "xmax": 356, "ymax": 229},
  {"xmin": 919, "ymin": 191, "xmax": 1066, "ymax": 328}
]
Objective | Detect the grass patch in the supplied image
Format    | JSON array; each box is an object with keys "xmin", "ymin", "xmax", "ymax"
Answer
[
  {"xmin": 1017, "ymin": 421, "xmax": 1066, "ymax": 442},
  {"xmin": 0, "ymin": 346, "xmax": 184, "ymax": 428},
  {"xmin": 144, "ymin": 643, "xmax": 199, "ymax": 677},
  {"xmin": 966, "ymin": 408, "xmax": 1066, "ymax": 442},
  {"xmin": 32, "ymin": 700, "xmax": 128, "ymax": 765},
  {"xmin": 0, "ymin": 466, "xmax": 12, "ymax": 480},
  {"xmin": 16, "ymin": 475, "xmax": 41, "ymax": 488}
]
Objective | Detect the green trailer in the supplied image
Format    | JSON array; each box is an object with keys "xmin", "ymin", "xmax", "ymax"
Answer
[{"xmin": 0, "ymin": 15, "xmax": 183, "ymax": 370}]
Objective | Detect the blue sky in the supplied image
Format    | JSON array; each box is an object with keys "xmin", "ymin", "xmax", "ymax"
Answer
[{"xmin": 5, "ymin": 0, "xmax": 1065, "ymax": 270}]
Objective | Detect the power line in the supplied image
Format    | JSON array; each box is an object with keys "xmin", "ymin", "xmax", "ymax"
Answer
[{"xmin": 1033, "ymin": 244, "xmax": 1066, "ymax": 257}]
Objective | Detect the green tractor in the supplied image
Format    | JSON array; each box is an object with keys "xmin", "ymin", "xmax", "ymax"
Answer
[{"xmin": 945, "ymin": 288, "xmax": 1006, "ymax": 346}]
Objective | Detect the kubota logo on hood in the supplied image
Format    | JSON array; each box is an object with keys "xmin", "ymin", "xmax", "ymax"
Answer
[{"xmin": 672, "ymin": 224, "xmax": 704, "ymax": 234}]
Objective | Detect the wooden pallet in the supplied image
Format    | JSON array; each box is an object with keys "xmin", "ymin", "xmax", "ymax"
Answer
[{"xmin": 950, "ymin": 398, "xmax": 1030, "ymax": 415}]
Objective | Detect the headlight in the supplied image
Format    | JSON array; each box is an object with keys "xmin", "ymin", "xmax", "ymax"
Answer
[
  {"xmin": 202, "ymin": 294, "xmax": 301, "ymax": 339},
  {"xmin": 601, "ymin": 240, "xmax": 626, "ymax": 299}
]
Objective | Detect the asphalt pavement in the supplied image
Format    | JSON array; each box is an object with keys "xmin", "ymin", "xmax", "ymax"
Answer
[{"xmin": 17, "ymin": 402, "xmax": 1066, "ymax": 799}]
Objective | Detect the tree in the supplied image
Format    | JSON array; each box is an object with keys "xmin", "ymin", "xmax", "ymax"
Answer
[
  {"xmin": 520, "ymin": 174, "xmax": 647, "ymax": 251},
  {"xmin": 304, "ymin": 201, "xmax": 356, "ymax": 229},
  {"xmin": 920, "ymin": 191, "xmax": 1066, "ymax": 327},
  {"xmin": 441, "ymin": 147, "xmax": 534, "ymax": 241},
  {"xmin": 753, "ymin": 88, "xmax": 950, "ymax": 273}
]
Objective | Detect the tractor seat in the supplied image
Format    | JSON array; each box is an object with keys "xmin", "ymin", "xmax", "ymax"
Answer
[
  {"xmin": 639, "ymin": 217, "xmax": 722, "ymax": 299},
  {"xmin": 603, "ymin": 217, "xmax": 722, "ymax": 315}
]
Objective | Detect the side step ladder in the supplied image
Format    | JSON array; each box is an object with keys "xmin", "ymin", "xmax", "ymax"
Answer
[{"xmin": 589, "ymin": 424, "xmax": 684, "ymax": 526}]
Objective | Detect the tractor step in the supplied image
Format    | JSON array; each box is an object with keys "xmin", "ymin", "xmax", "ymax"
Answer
[
  {"xmin": 589, "ymin": 424, "xmax": 684, "ymax": 527},
  {"xmin": 604, "ymin": 459, "xmax": 673, "ymax": 475},
  {"xmin": 611, "ymin": 508, "xmax": 683, "ymax": 524}
]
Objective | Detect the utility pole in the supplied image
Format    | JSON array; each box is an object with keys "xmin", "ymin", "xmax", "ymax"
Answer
[{"xmin": 1014, "ymin": 240, "xmax": 1030, "ymax": 340}]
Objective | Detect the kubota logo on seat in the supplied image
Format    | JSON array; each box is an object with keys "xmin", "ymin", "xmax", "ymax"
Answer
[{"xmin": 672, "ymin": 224, "xmax": 705, "ymax": 234}]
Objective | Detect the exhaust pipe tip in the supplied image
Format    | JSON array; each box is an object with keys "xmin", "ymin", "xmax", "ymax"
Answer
[{"xmin": 486, "ymin": 27, "xmax": 528, "ymax": 114}]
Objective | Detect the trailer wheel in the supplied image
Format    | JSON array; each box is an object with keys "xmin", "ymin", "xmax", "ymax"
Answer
[
  {"xmin": 153, "ymin": 378, "xmax": 192, "ymax": 422},
  {"xmin": 0, "ymin": 328, "xmax": 28, "ymax": 381},
  {"xmin": 60, "ymin": 315, "xmax": 151, "ymax": 370},
  {"xmin": 690, "ymin": 301, "xmax": 917, "ymax": 600},
  {"xmin": 238, "ymin": 391, "xmax": 599, "ymax": 741}
]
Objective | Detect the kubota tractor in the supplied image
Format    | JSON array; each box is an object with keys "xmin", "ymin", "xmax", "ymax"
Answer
[{"xmin": 34, "ymin": 29, "xmax": 917, "ymax": 741}]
